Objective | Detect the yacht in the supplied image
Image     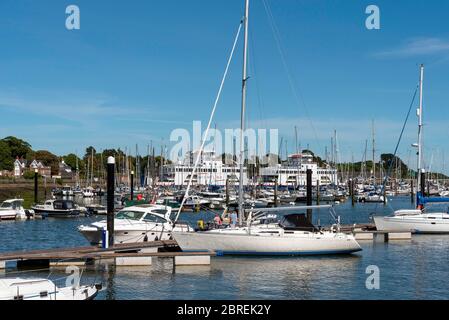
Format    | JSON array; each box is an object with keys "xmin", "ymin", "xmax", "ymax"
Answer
[
  {"xmin": 374, "ymin": 209, "xmax": 449, "ymax": 234},
  {"xmin": 172, "ymin": 0, "xmax": 361, "ymax": 256},
  {"xmin": 0, "ymin": 199, "xmax": 28, "ymax": 220},
  {"xmin": 174, "ymin": 206, "xmax": 361, "ymax": 255},
  {"xmin": 32, "ymin": 199, "xmax": 86, "ymax": 218},
  {"xmin": 78, "ymin": 204, "xmax": 193, "ymax": 245},
  {"xmin": 0, "ymin": 278, "xmax": 100, "ymax": 300},
  {"xmin": 374, "ymin": 65, "xmax": 449, "ymax": 234}
]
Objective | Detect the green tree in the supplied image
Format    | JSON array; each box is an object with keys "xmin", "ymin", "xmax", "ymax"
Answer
[
  {"xmin": 1, "ymin": 136, "xmax": 32, "ymax": 159},
  {"xmin": 63, "ymin": 153, "xmax": 85, "ymax": 172},
  {"xmin": 0, "ymin": 140, "xmax": 13, "ymax": 171}
]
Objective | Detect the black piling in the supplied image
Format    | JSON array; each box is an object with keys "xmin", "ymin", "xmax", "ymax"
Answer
[
  {"xmin": 306, "ymin": 169, "xmax": 312, "ymax": 223},
  {"xmin": 225, "ymin": 178, "xmax": 229, "ymax": 207},
  {"xmin": 410, "ymin": 179, "xmax": 414, "ymax": 204},
  {"xmin": 274, "ymin": 178, "xmax": 278, "ymax": 207},
  {"xmin": 350, "ymin": 179, "xmax": 355, "ymax": 206},
  {"xmin": 107, "ymin": 157, "xmax": 115, "ymax": 247},
  {"xmin": 130, "ymin": 170, "xmax": 134, "ymax": 202},
  {"xmin": 420, "ymin": 171, "xmax": 426, "ymax": 197},
  {"xmin": 316, "ymin": 179, "xmax": 320, "ymax": 205}
]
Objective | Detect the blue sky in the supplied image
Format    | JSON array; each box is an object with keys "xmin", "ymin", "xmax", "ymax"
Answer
[{"xmin": 0, "ymin": 0, "xmax": 449, "ymax": 173}]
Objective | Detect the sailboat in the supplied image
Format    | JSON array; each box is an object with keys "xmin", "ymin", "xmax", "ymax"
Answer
[
  {"xmin": 172, "ymin": 0, "xmax": 361, "ymax": 255},
  {"xmin": 374, "ymin": 65, "xmax": 449, "ymax": 234}
]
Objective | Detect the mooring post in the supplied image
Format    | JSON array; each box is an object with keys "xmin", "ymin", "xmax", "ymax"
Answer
[
  {"xmin": 130, "ymin": 170, "xmax": 134, "ymax": 202},
  {"xmin": 316, "ymin": 179, "xmax": 320, "ymax": 205},
  {"xmin": 107, "ymin": 157, "xmax": 115, "ymax": 247},
  {"xmin": 225, "ymin": 178, "xmax": 229, "ymax": 207},
  {"xmin": 44, "ymin": 176, "xmax": 47, "ymax": 200},
  {"xmin": 34, "ymin": 169, "xmax": 38, "ymax": 204},
  {"xmin": 410, "ymin": 179, "xmax": 414, "ymax": 204},
  {"xmin": 421, "ymin": 170, "xmax": 426, "ymax": 198},
  {"xmin": 306, "ymin": 169, "xmax": 312, "ymax": 223},
  {"xmin": 351, "ymin": 179, "xmax": 355, "ymax": 207},
  {"xmin": 274, "ymin": 178, "xmax": 278, "ymax": 207}
]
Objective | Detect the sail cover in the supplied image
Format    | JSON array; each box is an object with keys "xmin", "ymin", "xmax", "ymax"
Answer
[{"xmin": 280, "ymin": 214, "xmax": 318, "ymax": 232}]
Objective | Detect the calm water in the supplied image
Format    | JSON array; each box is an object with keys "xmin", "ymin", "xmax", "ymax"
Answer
[{"xmin": 1, "ymin": 197, "xmax": 449, "ymax": 300}]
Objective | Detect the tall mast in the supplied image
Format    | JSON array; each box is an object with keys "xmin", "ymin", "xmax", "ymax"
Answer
[
  {"xmin": 372, "ymin": 120, "xmax": 375, "ymax": 185},
  {"xmin": 417, "ymin": 64, "xmax": 424, "ymax": 192},
  {"xmin": 238, "ymin": 0, "xmax": 249, "ymax": 226}
]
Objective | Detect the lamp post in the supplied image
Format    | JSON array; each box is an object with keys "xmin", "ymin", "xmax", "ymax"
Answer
[{"xmin": 34, "ymin": 169, "xmax": 38, "ymax": 204}]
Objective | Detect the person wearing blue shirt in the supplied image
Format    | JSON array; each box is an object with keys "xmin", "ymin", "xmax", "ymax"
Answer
[{"xmin": 230, "ymin": 211, "xmax": 238, "ymax": 228}]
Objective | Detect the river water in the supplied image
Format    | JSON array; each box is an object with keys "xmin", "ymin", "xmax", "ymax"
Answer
[{"xmin": 1, "ymin": 196, "xmax": 448, "ymax": 300}]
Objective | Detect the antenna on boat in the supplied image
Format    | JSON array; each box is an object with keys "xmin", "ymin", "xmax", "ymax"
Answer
[{"xmin": 238, "ymin": 0, "xmax": 250, "ymax": 227}]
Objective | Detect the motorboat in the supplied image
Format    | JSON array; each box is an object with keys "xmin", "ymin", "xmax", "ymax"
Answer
[
  {"xmin": 82, "ymin": 187, "xmax": 95, "ymax": 198},
  {"xmin": 182, "ymin": 195, "xmax": 210, "ymax": 210},
  {"xmin": 78, "ymin": 204, "xmax": 193, "ymax": 245},
  {"xmin": 32, "ymin": 199, "xmax": 86, "ymax": 218},
  {"xmin": 85, "ymin": 204, "xmax": 107, "ymax": 215},
  {"xmin": 374, "ymin": 209, "xmax": 449, "ymax": 234},
  {"xmin": 173, "ymin": 205, "xmax": 362, "ymax": 256},
  {"xmin": 61, "ymin": 185, "xmax": 74, "ymax": 197},
  {"xmin": 0, "ymin": 278, "xmax": 100, "ymax": 300},
  {"xmin": 0, "ymin": 199, "xmax": 28, "ymax": 220}
]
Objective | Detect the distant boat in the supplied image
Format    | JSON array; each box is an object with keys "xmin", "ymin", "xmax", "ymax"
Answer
[
  {"xmin": 0, "ymin": 278, "xmax": 100, "ymax": 300},
  {"xmin": 0, "ymin": 199, "xmax": 28, "ymax": 220},
  {"xmin": 61, "ymin": 185, "xmax": 74, "ymax": 197},
  {"xmin": 82, "ymin": 187, "xmax": 95, "ymax": 198},
  {"xmin": 374, "ymin": 65, "xmax": 449, "ymax": 234},
  {"xmin": 32, "ymin": 199, "xmax": 85, "ymax": 218}
]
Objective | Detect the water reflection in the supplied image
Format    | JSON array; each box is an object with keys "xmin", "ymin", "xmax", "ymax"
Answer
[{"xmin": 2, "ymin": 197, "xmax": 449, "ymax": 299}]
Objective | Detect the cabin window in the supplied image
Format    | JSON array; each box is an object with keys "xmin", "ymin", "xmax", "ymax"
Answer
[
  {"xmin": 143, "ymin": 214, "xmax": 167, "ymax": 224},
  {"xmin": 152, "ymin": 209, "xmax": 168, "ymax": 216},
  {"xmin": 0, "ymin": 202, "xmax": 12, "ymax": 208},
  {"xmin": 116, "ymin": 211, "xmax": 145, "ymax": 220}
]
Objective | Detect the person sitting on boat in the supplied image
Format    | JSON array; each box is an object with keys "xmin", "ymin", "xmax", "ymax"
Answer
[{"xmin": 214, "ymin": 214, "xmax": 222, "ymax": 227}]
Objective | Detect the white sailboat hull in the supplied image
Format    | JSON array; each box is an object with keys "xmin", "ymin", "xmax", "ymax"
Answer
[
  {"xmin": 374, "ymin": 215, "xmax": 449, "ymax": 234},
  {"xmin": 173, "ymin": 231, "xmax": 361, "ymax": 255}
]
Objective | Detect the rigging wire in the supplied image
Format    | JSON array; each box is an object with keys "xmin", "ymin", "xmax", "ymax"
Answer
[
  {"xmin": 374, "ymin": 85, "xmax": 419, "ymax": 213},
  {"xmin": 261, "ymin": 0, "xmax": 322, "ymax": 152},
  {"xmin": 173, "ymin": 21, "xmax": 243, "ymax": 224}
]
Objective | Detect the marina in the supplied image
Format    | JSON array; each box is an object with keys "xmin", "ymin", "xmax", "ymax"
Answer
[
  {"xmin": 1, "ymin": 0, "xmax": 449, "ymax": 304},
  {"xmin": 1, "ymin": 197, "xmax": 449, "ymax": 299}
]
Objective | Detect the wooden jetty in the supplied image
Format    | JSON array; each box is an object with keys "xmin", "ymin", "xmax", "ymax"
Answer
[
  {"xmin": 0, "ymin": 240, "xmax": 215, "ymax": 269},
  {"xmin": 335, "ymin": 223, "xmax": 412, "ymax": 242}
]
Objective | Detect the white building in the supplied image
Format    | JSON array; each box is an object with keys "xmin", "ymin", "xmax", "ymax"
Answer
[
  {"xmin": 259, "ymin": 153, "xmax": 337, "ymax": 186},
  {"xmin": 14, "ymin": 158, "xmax": 26, "ymax": 177},
  {"xmin": 163, "ymin": 150, "xmax": 248, "ymax": 186}
]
